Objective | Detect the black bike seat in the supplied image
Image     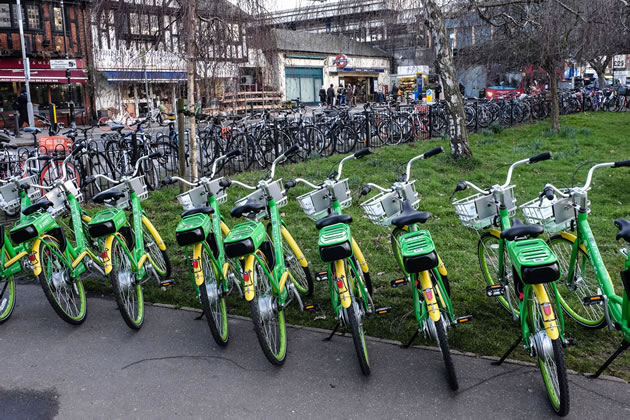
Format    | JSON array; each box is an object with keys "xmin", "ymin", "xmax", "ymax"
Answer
[
  {"xmin": 500, "ymin": 218, "xmax": 544, "ymax": 241},
  {"xmin": 230, "ymin": 198, "xmax": 265, "ymax": 218},
  {"xmin": 181, "ymin": 207, "xmax": 214, "ymax": 218},
  {"xmin": 24, "ymin": 127, "xmax": 41, "ymax": 134},
  {"xmin": 391, "ymin": 200, "xmax": 431, "ymax": 228},
  {"xmin": 22, "ymin": 199, "xmax": 54, "ymax": 216},
  {"xmin": 315, "ymin": 212, "xmax": 352, "ymax": 230},
  {"xmin": 93, "ymin": 190, "xmax": 125, "ymax": 203},
  {"xmin": 615, "ymin": 218, "xmax": 630, "ymax": 242},
  {"xmin": 110, "ymin": 124, "xmax": 125, "ymax": 132}
]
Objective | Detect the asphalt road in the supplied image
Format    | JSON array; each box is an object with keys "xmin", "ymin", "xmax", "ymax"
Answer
[{"xmin": 2, "ymin": 282, "xmax": 629, "ymax": 419}]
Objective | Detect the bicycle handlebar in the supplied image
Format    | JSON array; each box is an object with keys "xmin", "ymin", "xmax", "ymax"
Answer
[
  {"xmin": 269, "ymin": 144, "xmax": 300, "ymax": 180},
  {"xmin": 404, "ymin": 146, "xmax": 443, "ymax": 182}
]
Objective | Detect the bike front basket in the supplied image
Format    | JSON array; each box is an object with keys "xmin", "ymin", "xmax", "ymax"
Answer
[
  {"xmin": 520, "ymin": 189, "xmax": 583, "ymax": 233},
  {"xmin": 296, "ymin": 178, "xmax": 351, "ymax": 221},
  {"xmin": 452, "ymin": 185, "xmax": 516, "ymax": 230},
  {"xmin": 176, "ymin": 177, "xmax": 227, "ymax": 210},
  {"xmin": 0, "ymin": 175, "xmax": 42, "ymax": 213},
  {"xmin": 44, "ymin": 179, "xmax": 83, "ymax": 218},
  {"xmin": 233, "ymin": 179, "xmax": 287, "ymax": 220},
  {"xmin": 97, "ymin": 176, "xmax": 148, "ymax": 210},
  {"xmin": 360, "ymin": 191, "xmax": 413, "ymax": 227}
]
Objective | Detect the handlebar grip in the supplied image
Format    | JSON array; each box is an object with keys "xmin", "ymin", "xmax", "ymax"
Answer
[
  {"xmin": 613, "ymin": 160, "xmax": 630, "ymax": 168},
  {"xmin": 360, "ymin": 185, "xmax": 371, "ymax": 196},
  {"xmin": 529, "ymin": 152, "xmax": 552, "ymax": 164},
  {"xmin": 219, "ymin": 178, "xmax": 232, "ymax": 188},
  {"xmin": 160, "ymin": 177, "xmax": 172, "ymax": 186},
  {"xmin": 543, "ymin": 186, "xmax": 555, "ymax": 201},
  {"xmin": 449, "ymin": 181, "xmax": 468, "ymax": 200},
  {"xmin": 353, "ymin": 148, "xmax": 372, "ymax": 159},
  {"xmin": 19, "ymin": 183, "xmax": 30, "ymax": 192},
  {"xmin": 284, "ymin": 144, "xmax": 300, "ymax": 156},
  {"xmin": 38, "ymin": 155, "xmax": 52, "ymax": 162},
  {"xmin": 84, "ymin": 176, "xmax": 96, "ymax": 185},
  {"xmin": 225, "ymin": 149, "xmax": 241, "ymax": 159},
  {"xmin": 423, "ymin": 146, "xmax": 444, "ymax": 159},
  {"xmin": 148, "ymin": 151, "xmax": 163, "ymax": 159},
  {"xmin": 284, "ymin": 179, "xmax": 297, "ymax": 190},
  {"xmin": 71, "ymin": 143, "xmax": 85, "ymax": 156}
]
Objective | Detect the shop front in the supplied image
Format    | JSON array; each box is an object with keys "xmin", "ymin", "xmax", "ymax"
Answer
[{"xmin": 0, "ymin": 58, "xmax": 89, "ymax": 127}]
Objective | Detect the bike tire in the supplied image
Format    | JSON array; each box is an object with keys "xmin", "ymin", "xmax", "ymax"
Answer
[
  {"xmin": 97, "ymin": 116, "xmax": 111, "ymax": 131},
  {"xmin": 142, "ymin": 219, "xmax": 171, "ymax": 279},
  {"xmin": 249, "ymin": 253, "xmax": 287, "ymax": 365},
  {"xmin": 434, "ymin": 317, "xmax": 458, "ymax": 390},
  {"xmin": 0, "ymin": 277, "xmax": 16, "ymax": 323},
  {"xmin": 270, "ymin": 224, "xmax": 313, "ymax": 297},
  {"xmin": 199, "ymin": 243, "xmax": 229, "ymax": 346},
  {"xmin": 109, "ymin": 234, "xmax": 144, "ymax": 329},
  {"xmin": 478, "ymin": 232, "xmax": 520, "ymax": 317},
  {"xmin": 38, "ymin": 237, "xmax": 87, "ymax": 325},
  {"xmin": 547, "ymin": 235, "xmax": 606, "ymax": 328},
  {"xmin": 346, "ymin": 297, "xmax": 371, "ymax": 375}
]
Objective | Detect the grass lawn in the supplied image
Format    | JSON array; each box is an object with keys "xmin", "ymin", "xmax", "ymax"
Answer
[{"xmin": 86, "ymin": 112, "xmax": 630, "ymax": 380}]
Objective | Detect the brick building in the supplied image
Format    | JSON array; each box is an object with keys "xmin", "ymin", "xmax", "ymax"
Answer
[{"xmin": 0, "ymin": 0, "xmax": 91, "ymax": 125}]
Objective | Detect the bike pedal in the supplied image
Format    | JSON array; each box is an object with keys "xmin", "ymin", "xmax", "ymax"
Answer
[
  {"xmin": 390, "ymin": 278, "xmax": 409, "ymax": 288},
  {"xmin": 374, "ymin": 306, "xmax": 391, "ymax": 315},
  {"xmin": 454, "ymin": 315, "xmax": 473, "ymax": 325},
  {"xmin": 315, "ymin": 271, "xmax": 328, "ymax": 282},
  {"xmin": 304, "ymin": 304, "xmax": 320, "ymax": 312},
  {"xmin": 159, "ymin": 279, "xmax": 175, "ymax": 288},
  {"xmin": 582, "ymin": 295, "xmax": 604, "ymax": 305},
  {"xmin": 563, "ymin": 337, "xmax": 576, "ymax": 348},
  {"xmin": 486, "ymin": 284, "xmax": 504, "ymax": 297}
]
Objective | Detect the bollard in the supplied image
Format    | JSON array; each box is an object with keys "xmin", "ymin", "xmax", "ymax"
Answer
[{"xmin": 13, "ymin": 112, "xmax": 19, "ymax": 136}]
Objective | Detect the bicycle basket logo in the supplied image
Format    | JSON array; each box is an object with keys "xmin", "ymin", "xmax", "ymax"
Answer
[{"xmin": 334, "ymin": 54, "xmax": 348, "ymax": 69}]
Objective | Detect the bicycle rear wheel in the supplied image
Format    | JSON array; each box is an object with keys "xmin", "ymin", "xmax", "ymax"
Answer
[
  {"xmin": 249, "ymin": 253, "xmax": 287, "ymax": 365},
  {"xmin": 0, "ymin": 277, "xmax": 15, "ymax": 323},
  {"xmin": 199, "ymin": 243, "xmax": 228, "ymax": 346},
  {"xmin": 434, "ymin": 317, "xmax": 458, "ymax": 390},
  {"xmin": 346, "ymin": 297, "xmax": 370, "ymax": 375},
  {"xmin": 110, "ymin": 234, "xmax": 143, "ymax": 329}
]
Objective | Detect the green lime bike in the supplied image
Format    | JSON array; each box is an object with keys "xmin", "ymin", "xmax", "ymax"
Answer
[
  {"xmin": 451, "ymin": 152, "xmax": 570, "ymax": 416},
  {"xmin": 222, "ymin": 144, "xmax": 313, "ymax": 365},
  {"xmin": 285, "ymin": 148, "xmax": 378, "ymax": 376},
  {"xmin": 85, "ymin": 152, "xmax": 171, "ymax": 329},
  {"xmin": 359, "ymin": 146, "xmax": 470, "ymax": 390},
  {"xmin": 163, "ymin": 149, "xmax": 244, "ymax": 346},
  {"xmin": 522, "ymin": 160, "xmax": 630, "ymax": 377}
]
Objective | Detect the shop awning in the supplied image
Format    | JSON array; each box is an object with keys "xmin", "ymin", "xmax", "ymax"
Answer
[
  {"xmin": 102, "ymin": 71, "xmax": 187, "ymax": 82},
  {"xmin": 0, "ymin": 69, "xmax": 88, "ymax": 83}
]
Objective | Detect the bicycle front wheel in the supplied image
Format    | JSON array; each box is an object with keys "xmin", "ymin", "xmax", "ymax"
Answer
[
  {"xmin": 110, "ymin": 235, "xmax": 144, "ymax": 329},
  {"xmin": 38, "ymin": 237, "xmax": 87, "ymax": 325},
  {"xmin": 199, "ymin": 244, "xmax": 228, "ymax": 346},
  {"xmin": 528, "ymin": 289, "xmax": 570, "ymax": 416},
  {"xmin": 142, "ymin": 218, "xmax": 172, "ymax": 280},
  {"xmin": 275, "ymin": 226, "xmax": 313, "ymax": 297},
  {"xmin": 0, "ymin": 277, "xmax": 16, "ymax": 323},
  {"xmin": 478, "ymin": 232, "xmax": 519, "ymax": 317},
  {"xmin": 249, "ymin": 253, "xmax": 287, "ymax": 365},
  {"xmin": 548, "ymin": 235, "xmax": 605, "ymax": 328}
]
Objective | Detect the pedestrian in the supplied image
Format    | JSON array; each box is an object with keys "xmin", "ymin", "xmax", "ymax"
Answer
[
  {"xmin": 15, "ymin": 88, "xmax": 28, "ymax": 129},
  {"xmin": 326, "ymin": 84, "xmax": 335, "ymax": 108},
  {"xmin": 319, "ymin": 86, "xmax": 326, "ymax": 107},
  {"xmin": 392, "ymin": 83, "xmax": 399, "ymax": 103},
  {"xmin": 434, "ymin": 81, "xmax": 442, "ymax": 102},
  {"xmin": 337, "ymin": 85, "xmax": 345, "ymax": 105},
  {"xmin": 346, "ymin": 84, "xmax": 353, "ymax": 107}
]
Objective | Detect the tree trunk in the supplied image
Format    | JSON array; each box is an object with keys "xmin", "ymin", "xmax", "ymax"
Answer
[
  {"xmin": 186, "ymin": 0, "xmax": 198, "ymax": 179},
  {"xmin": 423, "ymin": 0, "xmax": 471, "ymax": 158},
  {"xmin": 548, "ymin": 69, "xmax": 560, "ymax": 131},
  {"xmin": 589, "ymin": 56, "xmax": 611, "ymax": 90}
]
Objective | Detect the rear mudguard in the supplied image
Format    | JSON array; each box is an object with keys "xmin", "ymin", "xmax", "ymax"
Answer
[
  {"xmin": 335, "ymin": 259, "xmax": 352, "ymax": 309},
  {"xmin": 419, "ymin": 270, "xmax": 440, "ymax": 322},
  {"xmin": 531, "ymin": 284, "xmax": 560, "ymax": 340}
]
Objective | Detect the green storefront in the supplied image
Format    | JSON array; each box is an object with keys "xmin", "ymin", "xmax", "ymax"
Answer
[{"xmin": 285, "ymin": 67, "xmax": 323, "ymax": 104}]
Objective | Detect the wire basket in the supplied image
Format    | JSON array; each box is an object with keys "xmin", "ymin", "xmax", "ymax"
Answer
[
  {"xmin": 452, "ymin": 186, "xmax": 516, "ymax": 230},
  {"xmin": 0, "ymin": 175, "xmax": 42, "ymax": 213},
  {"xmin": 176, "ymin": 178, "xmax": 227, "ymax": 210},
  {"xmin": 360, "ymin": 190, "xmax": 420, "ymax": 227},
  {"xmin": 297, "ymin": 178, "xmax": 352, "ymax": 221},
  {"xmin": 400, "ymin": 180, "xmax": 419, "ymax": 204},
  {"xmin": 98, "ymin": 176, "xmax": 148, "ymax": 210},
  {"xmin": 520, "ymin": 190, "xmax": 580, "ymax": 233},
  {"xmin": 234, "ymin": 179, "xmax": 286, "ymax": 220},
  {"xmin": 45, "ymin": 179, "xmax": 83, "ymax": 218}
]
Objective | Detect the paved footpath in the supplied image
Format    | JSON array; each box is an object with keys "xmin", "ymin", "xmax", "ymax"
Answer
[{"xmin": 2, "ymin": 283, "xmax": 629, "ymax": 419}]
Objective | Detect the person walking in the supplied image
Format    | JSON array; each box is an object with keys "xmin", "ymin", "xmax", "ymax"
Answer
[
  {"xmin": 319, "ymin": 86, "xmax": 327, "ymax": 107},
  {"xmin": 346, "ymin": 84, "xmax": 353, "ymax": 107},
  {"xmin": 392, "ymin": 83, "xmax": 399, "ymax": 104},
  {"xmin": 326, "ymin": 84, "xmax": 335, "ymax": 108},
  {"xmin": 337, "ymin": 85, "xmax": 345, "ymax": 106},
  {"xmin": 15, "ymin": 88, "xmax": 28, "ymax": 129}
]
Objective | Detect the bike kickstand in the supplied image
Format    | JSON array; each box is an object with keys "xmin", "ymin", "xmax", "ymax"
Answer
[
  {"xmin": 194, "ymin": 310, "xmax": 205, "ymax": 321},
  {"xmin": 401, "ymin": 328, "xmax": 421, "ymax": 349},
  {"xmin": 323, "ymin": 323, "xmax": 340, "ymax": 341},
  {"xmin": 589, "ymin": 341, "xmax": 629, "ymax": 379},
  {"xmin": 493, "ymin": 336, "xmax": 522, "ymax": 366}
]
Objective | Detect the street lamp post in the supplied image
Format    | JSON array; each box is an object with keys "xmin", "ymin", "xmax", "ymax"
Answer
[{"xmin": 16, "ymin": 0, "xmax": 34, "ymax": 128}]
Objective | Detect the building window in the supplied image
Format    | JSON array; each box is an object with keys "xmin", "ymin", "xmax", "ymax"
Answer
[
  {"xmin": 0, "ymin": 3, "xmax": 10, "ymax": 28},
  {"xmin": 25, "ymin": 5, "xmax": 39, "ymax": 29},
  {"xmin": 53, "ymin": 7, "xmax": 63, "ymax": 32},
  {"xmin": 150, "ymin": 15, "xmax": 159, "ymax": 36},
  {"xmin": 129, "ymin": 13, "xmax": 139, "ymax": 35}
]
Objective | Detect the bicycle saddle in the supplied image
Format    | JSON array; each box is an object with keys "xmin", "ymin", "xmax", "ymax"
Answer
[
  {"xmin": 22, "ymin": 199, "xmax": 54, "ymax": 216},
  {"xmin": 230, "ymin": 198, "xmax": 265, "ymax": 218},
  {"xmin": 181, "ymin": 207, "xmax": 214, "ymax": 218},
  {"xmin": 391, "ymin": 200, "xmax": 431, "ymax": 228},
  {"xmin": 23, "ymin": 127, "xmax": 41, "ymax": 134},
  {"xmin": 614, "ymin": 218, "xmax": 630, "ymax": 242},
  {"xmin": 110, "ymin": 124, "xmax": 125, "ymax": 132},
  {"xmin": 0, "ymin": 132, "xmax": 12, "ymax": 143},
  {"xmin": 315, "ymin": 212, "xmax": 352, "ymax": 230},
  {"xmin": 92, "ymin": 190, "xmax": 125, "ymax": 204},
  {"xmin": 500, "ymin": 218, "xmax": 544, "ymax": 241}
]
